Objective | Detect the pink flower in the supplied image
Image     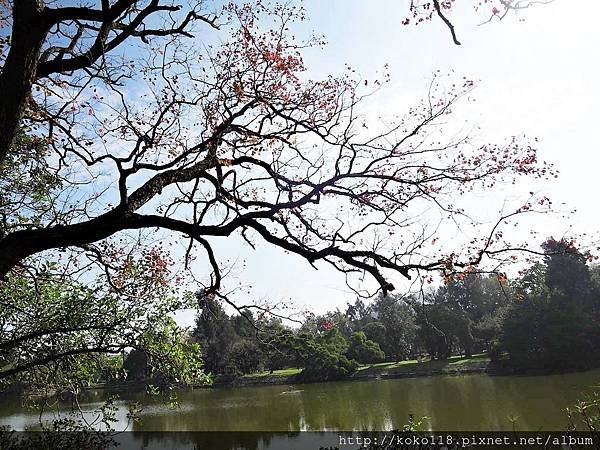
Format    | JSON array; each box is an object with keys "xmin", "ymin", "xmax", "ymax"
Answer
[{"xmin": 321, "ymin": 321, "xmax": 334, "ymax": 331}]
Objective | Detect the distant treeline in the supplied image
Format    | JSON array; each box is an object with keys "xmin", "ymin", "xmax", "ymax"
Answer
[{"xmin": 183, "ymin": 238, "xmax": 600, "ymax": 381}]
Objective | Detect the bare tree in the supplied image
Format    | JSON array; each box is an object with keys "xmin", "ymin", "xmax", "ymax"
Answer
[
  {"xmin": 404, "ymin": 0, "xmax": 554, "ymax": 45},
  {"xmin": 0, "ymin": 0, "xmax": 217, "ymax": 166},
  {"xmin": 0, "ymin": 0, "xmax": 554, "ymax": 165},
  {"xmin": 0, "ymin": 1, "xmax": 557, "ymax": 302}
]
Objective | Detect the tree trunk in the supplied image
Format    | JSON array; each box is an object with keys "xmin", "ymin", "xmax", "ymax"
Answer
[{"xmin": 0, "ymin": 0, "xmax": 48, "ymax": 166}]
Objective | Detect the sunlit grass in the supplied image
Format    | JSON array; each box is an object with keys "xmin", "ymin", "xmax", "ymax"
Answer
[
  {"xmin": 244, "ymin": 353, "xmax": 490, "ymax": 378},
  {"xmin": 357, "ymin": 353, "xmax": 490, "ymax": 373},
  {"xmin": 447, "ymin": 353, "xmax": 489, "ymax": 366},
  {"xmin": 243, "ymin": 367, "xmax": 302, "ymax": 378}
]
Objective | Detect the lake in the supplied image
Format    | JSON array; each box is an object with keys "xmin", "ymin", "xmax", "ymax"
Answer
[{"xmin": 1, "ymin": 369, "xmax": 599, "ymax": 449}]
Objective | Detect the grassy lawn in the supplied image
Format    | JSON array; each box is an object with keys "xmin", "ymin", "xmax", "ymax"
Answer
[
  {"xmin": 244, "ymin": 353, "xmax": 490, "ymax": 379},
  {"xmin": 243, "ymin": 367, "xmax": 302, "ymax": 378},
  {"xmin": 356, "ymin": 353, "xmax": 490, "ymax": 375},
  {"xmin": 447, "ymin": 353, "xmax": 490, "ymax": 366}
]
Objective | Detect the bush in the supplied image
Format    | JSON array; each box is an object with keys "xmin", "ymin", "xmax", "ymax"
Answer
[{"xmin": 347, "ymin": 332, "xmax": 385, "ymax": 364}]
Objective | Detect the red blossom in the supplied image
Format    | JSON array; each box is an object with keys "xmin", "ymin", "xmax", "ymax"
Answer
[{"xmin": 321, "ymin": 321, "xmax": 334, "ymax": 331}]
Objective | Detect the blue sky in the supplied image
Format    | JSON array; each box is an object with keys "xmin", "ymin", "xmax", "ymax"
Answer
[{"xmin": 157, "ymin": 0, "xmax": 600, "ymax": 326}]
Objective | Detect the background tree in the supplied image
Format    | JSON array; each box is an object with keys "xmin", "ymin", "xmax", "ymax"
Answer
[
  {"xmin": 192, "ymin": 293, "xmax": 238, "ymax": 375},
  {"xmin": 123, "ymin": 349, "xmax": 150, "ymax": 380},
  {"xmin": 344, "ymin": 299, "xmax": 372, "ymax": 332},
  {"xmin": 290, "ymin": 327, "xmax": 358, "ymax": 381},
  {"xmin": 502, "ymin": 239, "xmax": 600, "ymax": 369},
  {"xmin": 259, "ymin": 323, "xmax": 302, "ymax": 373},
  {"xmin": 346, "ymin": 331, "xmax": 385, "ymax": 364},
  {"xmin": 427, "ymin": 273, "xmax": 511, "ymax": 354},
  {"xmin": 543, "ymin": 238, "xmax": 594, "ymax": 300},
  {"xmin": 415, "ymin": 303, "xmax": 471, "ymax": 360},
  {"xmin": 371, "ymin": 294, "xmax": 418, "ymax": 361},
  {"xmin": 227, "ymin": 339, "xmax": 262, "ymax": 375},
  {"xmin": 185, "ymin": 238, "xmax": 600, "ymax": 381},
  {"xmin": 362, "ymin": 321, "xmax": 387, "ymax": 351}
]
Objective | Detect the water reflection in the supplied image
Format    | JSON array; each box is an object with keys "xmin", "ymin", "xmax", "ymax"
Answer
[{"xmin": 1, "ymin": 369, "xmax": 598, "ymax": 433}]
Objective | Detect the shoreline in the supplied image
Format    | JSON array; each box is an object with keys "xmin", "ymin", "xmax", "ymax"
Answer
[
  {"xmin": 209, "ymin": 357, "xmax": 597, "ymax": 389},
  {"xmin": 211, "ymin": 365, "xmax": 492, "ymax": 389},
  {"xmin": 4, "ymin": 356, "xmax": 595, "ymax": 397}
]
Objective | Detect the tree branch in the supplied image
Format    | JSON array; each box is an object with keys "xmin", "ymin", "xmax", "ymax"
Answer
[{"xmin": 433, "ymin": 0, "xmax": 461, "ymax": 45}]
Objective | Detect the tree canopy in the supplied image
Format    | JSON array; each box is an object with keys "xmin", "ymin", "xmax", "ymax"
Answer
[
  {"xmin": 0, "ymin": 0, "xmax": 568, "ymax": 394},
  {"xmin": 0, "ymin": 0, "xmax": 557, "ymax": 299}
]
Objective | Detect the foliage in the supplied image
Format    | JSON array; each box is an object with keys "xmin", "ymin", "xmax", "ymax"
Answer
[
  {"xmin": 192, "ymin": 294, "xmax": 239, "ymax": 376},
  {"xmin": 0, "ymin": 129, "xmax": 60, "ymax": 237},
  {"xmin": 502, "ymin": 239, "xmax": 600, "ymax": 369},
  {"xmin": 295, "ymin": 329, "xmax": 359, "ymax": 381},
  {"xmin": 140, "ymin": 316, "xmax": 208, "ymax": 387},
  {"xmin": 227, "ymin": 339, "xmax": 263, "ymax": 375},
  {"xmin": 566, "ymin": 392, "xmax": 600, "ymax": 433},
  {"xmin": 261, "ymin": 327, "xmax": 358, "ymax": 381},
  {"xmin": 415, "ymin": 300, "xmax": 474, "ymax": 360},
  {"xmin": 123, "ymin": 350, "xmax": 149, "ymax": 380},
  {"xmin": 370, "ymin": 295, "xmax": 418, "ymax": 361},
  {"xmin": 0, "ymin": 424, "xmax": 114, "ymax": 450},
  {"xmin": 473, "ymin": 307, "xmax": 508, "ymax": 352},
  {"xmin": 0, "ymin": 253, "xmax": 208, "ymax": 391},
  {"xmin": 347, "ymin": 332, "xmax": 385, "ymax": 364},
  {"xmin": 362, "ymin": 322, "xmax": 387, "ymax": 350}
]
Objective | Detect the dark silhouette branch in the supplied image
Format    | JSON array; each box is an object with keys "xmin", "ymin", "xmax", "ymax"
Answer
[{"xmin": 433, "ymin": 0, "xmax": 461, "ymax": 45}]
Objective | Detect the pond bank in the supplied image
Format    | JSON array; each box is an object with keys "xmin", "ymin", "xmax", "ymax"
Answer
[
  {"xmin": 14, "ymin": 354, "xmax": 591, "ymax": 394},
  {"xmin": 211, "ymin": 354, "xmax": 502, "ymax": 388},
  {"xmin": 210, "ymin": 354, "xmax": 600, "ymax": 389}
]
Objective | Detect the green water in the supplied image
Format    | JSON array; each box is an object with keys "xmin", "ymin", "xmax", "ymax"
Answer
[{"xmin": 1, "ymin": 370, "xmax": 599, "ymax": 432}]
